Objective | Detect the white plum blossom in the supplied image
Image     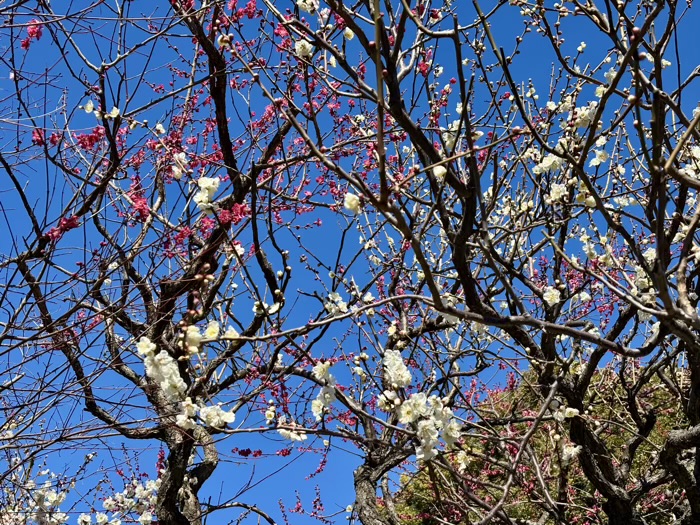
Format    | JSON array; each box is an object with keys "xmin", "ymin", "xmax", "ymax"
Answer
[
  {"xmin": 441, "ymin": 120, "xmax": 462, "ymax": 150},
  {"xmin": 553, "ymin": 406, "xmax": 580, "ymax": 422},
  {"xmin": 572, "ymin": 291, "xmax": 591, "ymax": 303},
  {"xmin": 224, "ymin": 325, "xmax": 240, "ymax": 338},
  {"xmin": 542, "ymin": 286, "xmax": 561, "ymax": 306},
  {"xmin": 296, "ymin": 0, "xmax": 319, "ymax": 14},
  {"xmin": 572, "ymin": 101, "xmax": 598, "ymax": 128},
  {"xmin": 217, "ymin": 33, "xmax": 232, "ymax": 48},
  {"xmin": 533, "ymin": 154, "xmax": 564, "ymax": 174},
  {"xmin": 394, "ymin": 394, "xmax": 463, "ymax": 461},
  {"xmin": 455, "ymin": 450, "xmax": 470, "ymax": 472},
  {"xmin": 198, "ymin": 176, "xmax": 220, "ymax": 196},
  {"xmin": 146, "ymin": 352, "xmax": 187, "ymax": 401},
  {"xmin": 398, "ymin": 392, "xmax": 429, "ymax": 424},
  {"xmin": 324, "ymin": 292, "xmax": 348, "ymax": 316},
  {"xmin": 312, "ymin": 361, "xmax": 336, "ymax": 385},
  {"xmin": 432, "ymin": 165, "xmax": 447, "ymax": 181},
  {"xmin": 561, "ymin": 444, "xmax": 582, "ymax": 464},
  {"xmin": 548, "ymin": 183, "xmax": 567, "ymax": 202},
  {"xmin": 175, "ymin": 413, "xmax": 197, "ymax": 430},
  {"xmin": 311, "ymin": 386, "xmax": 336, "ymax": 421},
  {"xmin": 171, "ymin": 151, "xmax": 188, "ymax": 180},
  {"xmin": 415, "ymin": 419, "xmax": 439, "ymax": 461},
  {"xmin": 643, "ymin": 247, "xmax": 657, "ymax": 266},
  {"xmin": 204, "ymin": 320, "xmax": 220, "ymax": 339},
  {"xmin": 604, "ymin": 67, "xmax": 616, "ymax": 84},
  {"xmin": 265, "ymin": 403, "xmax": 276, "ymax": 423},
  {"xmin": 416, "ymin": 418, "xmax": 439, "ymax": 443},
  {"xmin": 278, "ymin": 427, "xmax": 307, "ymax": 441},
  {"xmin": 589, "ymin": 149, "xmax": 609, "ymax": 167},
  {"xmin": 378, "ymin": 390, "xmax": 399, "ymax": 411},
  {"xmin": 344, "ymin": 27, "xmax": 355, "ymax": 40},
  {"xmin": 199, "ymin": 404, "xmax": 236, "ymax": 428},
  {"xmin": 176, "ymin": 397, "xmax": 199, "ymax": 430},
  {"xmin": 353, "ymin": 366, "xmax": 367, "ymax": 380},
  {"xmin": 564, "ymin": 407, "xmax": 580, "ymax": 418},
  {"xmin": 252, "ymin": 301, "xmax": 281, "ymax": 315},
  {"xmin": 295, "ymin": 39, "xmax": 313, "ymax": 58},
  {"xmin": 194, "ymin": 176, "xmax": 220, "ymax": 212},
  {"xmin": 277, "ymin": 416, "xmax": 307, "ymax": 441},
  {"xmin": 383, "ymin": 349, "xmax": 412, "ymax": 388},
  {"xmin": 443, "ymin": 420, "xmax": 462, "ymax": 447},
  {"xmin": 136, "ymin": 338, "xmax": 187, "ymax": 401},
  {"xmin": 176, "ymin": 397, "xmax": 198, "ymax": 430},
  {"xmin": 344, "ymin": 192, "xmax": 361, "ymax": 213},
  {"xmin": 136, "ymin": 337, "xmax": 156, "ymax": 357},
  {"xmin": 181, "ymin": 325, "xmax": 202, "ymax": 355}
]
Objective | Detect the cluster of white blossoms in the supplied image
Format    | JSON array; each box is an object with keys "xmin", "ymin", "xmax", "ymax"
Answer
[
  {"xmin": 396, "ymin": 393, "xmax": 461, "ymax": 461},
  {"xmin": 181, "ymin": 325, "xmax": 202, "ymax": 355},
  {"xmin": 296, "ymin": 0, "xmax": 319, "ymax": 14},
  {"xmin": 533, "ymin": 153, "xmax": 565, "ymax": 174},
  {"xmin": 553, "ymin": 406, "xmax": 580, "ymax": 422},
  {"xmin": 579, "ymin": 230, "xmax": 599, "ymax": 260},
  {"xmin": 441, "ymin": 120, "xmax": 461, "ymax": 151},
  {"xmin": 378, "ymin": 389, "xmax": 400, "ymax": 411},
  {"xmin": 561, "ymin": 443, "xmax": 583, "ymax": 465},
  {"xmin": 81, "ymin": 100, "xmax": 120, "ymax": 120},
  {"xmin": 176, "ymin": 397, "xmax": 198, "ymax": 430},
  {"xmin": 199, "ymin": 404, "xmax": 236, "ymax": 428},
  {"xmin": 175, "ymin": 396, "xmax": 236, "ymax": 430},
  {"xmin": 79, "ymin": 477, "xmax": 161, "ymax": 525},
  {"xmin": 25, "ymin": 479, "xmax": 69, "ymax": 525},
  {"xmin": 277, "ymin": 415, "xmax": 308, "ymax": 441},
  {"xmin": 193, "ymin": 176, "xmax": 220, "ymax": 213},
  {"xmin": 136, "ymin": 337, "xmax": 186, "ymax": 402},
  {"xmin": 171, "ymin": 151, "xmax": 188, "ymax": 180},
  {"xmin": 177, "ymin": 321, "xmax": 221, "ymax": 356},
  {"xmin": 547, "ymin": 182, "xmax": 568, "ymax": 203},
  {"xmin": 324, "ymin": 292, "xmax": 348, "ymax": 316},
  {"xmin": 589, "ymin": 148, "xmax": 609, "ymax": 167},
  {"xmin": 311, "ymin": 386, "xmax": 337, "ymax": 421},
  {"xmin": 440, "ymin": 119, "xmax": 483, "ymax": 153},
  {"xmin": 383, "ymin": 349, "xmax": 412, "ymax": 388},
  {"xmin": 311, "ymin": 361, "xmax": 337, "ymax": 421},
  {"xmin": 571, "ymin": 101, "xmax": 599, "ymax": 129},
  {"xmin": 252, "ymin": 300, "xmax": 281, "ymax": 315}
]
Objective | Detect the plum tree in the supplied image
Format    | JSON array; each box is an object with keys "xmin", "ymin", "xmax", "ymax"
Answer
[{"xmin": 0, "ymin": 0, "xmax": 699, "ymax": 524}]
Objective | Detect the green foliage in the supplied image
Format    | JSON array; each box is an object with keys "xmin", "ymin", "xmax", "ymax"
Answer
[{"xmin": 390, "ymin": 364, "xmax": 688, "ymax": 524}]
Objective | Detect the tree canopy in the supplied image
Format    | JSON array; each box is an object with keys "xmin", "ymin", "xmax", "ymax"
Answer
[{"xmin": 1, "ymin": 0, "xmax": 700, "ymax": 524}]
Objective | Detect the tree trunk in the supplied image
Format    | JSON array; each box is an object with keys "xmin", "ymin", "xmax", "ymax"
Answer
[{"xmin": 602, "ymin": 499, "xmax": 645, "ymax": 525}]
